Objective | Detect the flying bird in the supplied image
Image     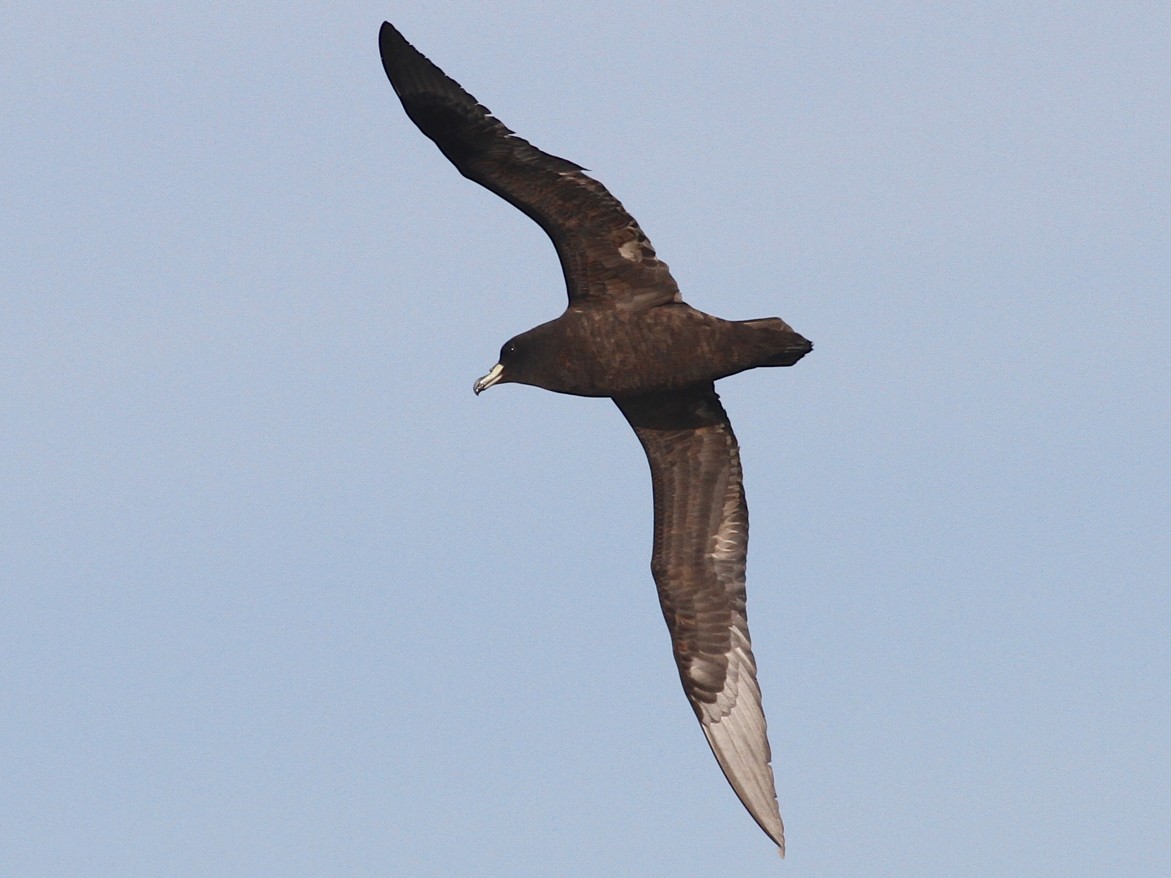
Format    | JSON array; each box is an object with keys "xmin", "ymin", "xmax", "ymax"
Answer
[{"xmin": 379, "ymin": 21, "xmax": 811, "ymax": 854}]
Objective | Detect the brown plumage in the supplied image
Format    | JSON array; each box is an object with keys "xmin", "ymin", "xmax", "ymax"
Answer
[{"xmin": 380, "ymin": 21, "xmax": 811, "ymax": 853}]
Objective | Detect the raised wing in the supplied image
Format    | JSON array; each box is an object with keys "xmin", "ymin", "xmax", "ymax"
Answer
[
  {"xmin": 616, "ymin": 386, "xmax": 785, "ymax": 853},
  {"xmin": 379, "ymin": 22, "xmax": 680, "ymax": 310}
]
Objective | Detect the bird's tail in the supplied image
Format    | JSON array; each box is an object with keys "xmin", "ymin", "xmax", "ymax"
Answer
[{"xmin": 740, "ymin": 317, "xmax": 813, "ymax": 367}]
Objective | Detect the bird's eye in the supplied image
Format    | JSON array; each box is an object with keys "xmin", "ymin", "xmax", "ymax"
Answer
[{"xmin": 504, "ymin": 342, "xmax": 518, "ymax": 357}]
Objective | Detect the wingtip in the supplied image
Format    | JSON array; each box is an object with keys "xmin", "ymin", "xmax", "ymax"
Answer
[
  {"xmin": 770, "ymin": 821, "xmax": 786, "ymax": 856},
  {"xmin": 694, "ymin": 677, "xmax": 787, "ymax": 853},
  {"xmin": 769, "ymin": 824, "xmax": 787, "ymax": 856},
  {"xmin": 378, "ymin": 21, "xmax": 404, "ymax": 62}
]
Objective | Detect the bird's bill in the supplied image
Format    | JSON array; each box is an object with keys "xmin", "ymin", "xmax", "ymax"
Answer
[{"xmin": 473, "ymin": 363, "xmax": 504, "ymax": 395}]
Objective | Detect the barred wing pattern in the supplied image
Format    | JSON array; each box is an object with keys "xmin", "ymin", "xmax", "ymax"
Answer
[{"xmin": 616, "ymin": 387, "xmax": 784, "ymax": 852}]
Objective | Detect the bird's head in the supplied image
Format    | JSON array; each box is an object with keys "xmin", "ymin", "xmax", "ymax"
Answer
[
  {"xmin": 473, "ymin": 319, "xmax": 576, "ymax": 396},
  {"xmin": 473, "ymin": 331, "xmax": 537, "ymax": 395}
]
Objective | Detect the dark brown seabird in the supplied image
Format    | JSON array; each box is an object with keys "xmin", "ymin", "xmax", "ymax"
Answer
[{"xmin": 379, "ymin": 21, "xmax": 811, "ymax": 854}]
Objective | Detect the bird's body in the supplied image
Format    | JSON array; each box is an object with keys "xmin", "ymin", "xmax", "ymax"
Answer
[
  {"xmin": 494, "ymin": 305, "xmax": 809, "ymax": 398},
  {"xmin": 379, "ymin": 21, "xmax": 811, "ymax": 854}
]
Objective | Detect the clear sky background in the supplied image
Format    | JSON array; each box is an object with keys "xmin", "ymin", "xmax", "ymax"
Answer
[{"xmin": 3, "ymin": 3, "xmax": 1169, "ymax": 876}]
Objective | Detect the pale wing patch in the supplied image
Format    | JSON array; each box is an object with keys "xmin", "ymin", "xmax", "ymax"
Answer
[
  {"xmin": 694, "ymin": 426, "xmax": 783, "ymax": 849},
  {"xmin": 699, "ymin": 646, "xmax": 785, "ymax": 853},
  {"xmin": 618, "ymin": 239, "xmax": 643, "ymax": 261}
]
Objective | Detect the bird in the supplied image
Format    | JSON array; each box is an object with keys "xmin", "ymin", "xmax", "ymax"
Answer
[{"xmin": 379, "ymin": 21, "xmax": 811, "ymax": 854}]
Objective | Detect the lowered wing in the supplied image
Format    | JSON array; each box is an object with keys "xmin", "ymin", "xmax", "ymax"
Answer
[{"xmin": 616, "ymin": 386, "xmax": 785, "ymax": 853}]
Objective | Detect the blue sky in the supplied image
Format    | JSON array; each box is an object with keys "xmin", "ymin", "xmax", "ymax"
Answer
[{"xmin": 3, "ymin": 3, "xmax": 1169, "ymax": 875}]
